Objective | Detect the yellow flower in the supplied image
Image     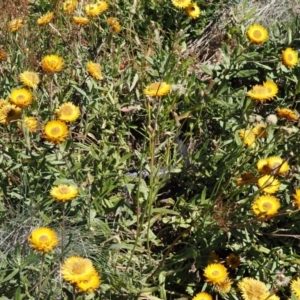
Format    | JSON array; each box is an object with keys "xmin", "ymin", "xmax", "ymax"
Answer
[
  {"xmin": 216, "ymin": 280, "xmax": 233, "ymax": 293},
  {"xmin": 97, "ymin": 1, "xmax": 109, "ymax": 13},
  {"xmin": 275, "ymin": 107, "xmax": 298, "ymax": 121},
  {"xmin": 265, "ymin": 293, "xmax": 280, "ymax": 300},
  {"xmin": 76, "ymin": 271, "xmax": 101, "ymax": 293},
  {"xmin": 257, "ymin": 157, "xmax": 289, "ymax": 175},
  {"xmin": 246, "ymin": 24, "xmax": 268, "ymax": 44},
  {"xmin": 292, "ymin": 189, "xmax": 300, "ymax": 209},
  {"xmin": 44, "ymin": 120, "xmax": 69, "ymax": 144},
  {"xmin": 50, "ymin": 184, "xmax": 79, "ymax": 202},
  {"xmin": 19, "ymin": 71, "xmax": 40, "ymax": 89},
  {"xmin": 0, "ymin": 49, "xmax": 7, "ymax": 61},
  {"xmin": 23, "ymin": 116, "xmax": 39, "ymax": 133},
  {"xmin": 203, "ymin": 263, "xmax": 228, "ymax": 285},
  {"xmin": 257, "ymin": 175, "xmax": 280, "ymax": 194},
  {"xmin": 0, "ymin": 101, "xmax": 22, "ymax": 124},
  {"xmin": 238, "ymin": 277, "xmax": 267, "ymax": 300},
  {"xmin": 56, "ymin": 102, "xmax": 80, "ymax": 123},
  {"xmin": 238, "ymin": 129, "xmax": 256, "ymax": 148},
  {"xmin": 85, "ymin": 1, "xmax": 108, "ymax": 17},
  {"xmin": 28, "ymin": 227, "xmax": 59, "ymax": 253},
  {"xmin": 8, "ymin": 19, "xmax": 23, "ymax": 32},
  {"xmin": 185, "ymin": 3, "xmax": 201, "ymax": 19},
  {"xmin": 61, "ymin": 256, "xmax": 96, "ymax": 284},
  {"xmin": 37, "ymin": 12, "xmax": 54, "ymax": 26},
  {"xmin": 267, "ymin": 156, "xmax": 290, "ymax": 175},
  {"xmin": 257, "ymin": 158, "xmax": 269, "ymax": 174},
  {"xmin": 87, "ymin": 61, "xmax": 103, "ymax": 80},
  {"xmin": 247, "ymin": 81, "xmax": 278, "ymax": 102},
  {"xmin": 107, "ymin": 17, "xmax": 122, "ymax": 33},
  {"xmin": 291, "ymin": 278, "xmax": 300, "ymax": 299},
  {"xmin": 263, "ymin": 81, "xmax": 278, "ymax": 98},
  {"xmin": 236, "ymin": 172, "xmax": 257, "ymax": 186},
  {"xmin": 10, "ymin": 88, "xmax": 33, "ymax": 108},
  {"xmin": 73, "ymin": 16, "xmax": 90, "ymax": 25},
  {"xmin": 63, "ymin": 0, "xmax": 78, "ymax": 14},
  {"xmin": 192, "ymin": 292, "xmax": 213, "ymax": 300},
  {"xmin": 172, "ymin": 0, "xmax": 192, "ymax": 8},
  {"xmin": 282, "ymin": 47, "xmax": 298, "ymax": 68},
  {"xmin": 252, "ymin": 124, "xmax": 267, "ymax": 138},
  {"xmin": 144, "ymin": 82, "xmax": 171, "ymax": 97},
  {"xmin": 225, "ymin": 253, "xmax": 240, "ymax": 269},
  {"xmin": 41, "ymin": 55, "xmax": 64, "ymax": 73},
  {"xmin": 252, "ymin": 195, "xmax": 280, "ymax": 219}
]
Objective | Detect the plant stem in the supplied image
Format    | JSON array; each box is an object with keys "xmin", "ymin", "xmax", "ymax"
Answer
[{"xmin": 37, "ymin": 253, "xmax": 45, "ymax": 300}]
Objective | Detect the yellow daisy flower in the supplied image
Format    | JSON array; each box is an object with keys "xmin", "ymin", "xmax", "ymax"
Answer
[
  {"xmin": 43, "ymin": 120, "xmax": 69, "ymax": 144},
  {"xmin": 216, "ymin": 280, "xmax": 233, "ymax": 293},
  {"xmin": 61, "ymin": 256, "xmax": 96, "ymax": 284},
  {"xmin": 292, "ymin": 189, "xmax": 300, "ymax": 209},
  {"xmin": 19, "ymin": 71, "xmax": 40, "ymax": 89},
  {"xmin": 236, "ymin": 172, "xmax": 257, "ymax": 186},
  {"xmin": 37, "ymin": 12, "xmax": 54, "ymax": 26},
  {"xmin": 23, "ymin": 116, "xmax": 39, "ymax": 133},
  {"xmin": 275, "ymin": 107, "xmax": 298, "ymax": 121},
  {"xmin": 107, "ymin": 17, "xmax": 122, "ymax": 33},
  {"xmin": 291, "ymin": 278, "xmax": 300, "ymax": 299},
  {"xmin": 28, "ymin": 227, "xmax": 59, "ymax": 253},
  {"xmin": 185, "ymin": 3, "xmax": 201, "ymax": 19},
  {"xmin": 41, "ymin": 55, "xmax": 64, "ymax": 73},
  {"xmin": 172, "ymin": 0, "xmax": 192, "ymax": 8},
  {"xmin": 56, "ymin": 102, "xmax": 80, "ymax": 123},
  {"xmin": 252, "ymin": 195, "xmax": 280, "ymax": 219},
  {"xmin": 144, "ymin": 82, "xmax": 171, "ymax": 97},
  {"xmin": 267, "ymin": 156, "xmax": 290, "ymax": 175},
  {"xmin": 257, "ymin": 158, "xmax": 269, "ymax": 174},
  {"xmin": 50, "ymin": 184, "xmax": 79, "ymax": 202},
  {"xmin": 87, "ymin": 61, "xmax": 103, "ymax": 80},
  {"xmin": 282, "ymin": 47, "xmax": 298, "ymax": 68},
  {"xmin": 263, "ymin": 80, "xmax": 278, "ymax": 98},
  {"xmin": 63, "ymin": 0, "xmax": 78, "ymax": 14},
  {"xmin": 265, "ymin": 293, "xmax": 280, "ymax": 300},
  {"xmin": 0, "ymin": 101, "xmax": 22, "ymax": 124},
  {"xmin": 0, "ymin": 49, "xmax": 7, "ymax": 61},
  {"xmin": 97, "ymin": 1, "xmax": 109, "ymax": 13},
  {"xmin": 192, "ymin": 292, "xmax": 213, "ymax": 300},
  {"xmin": 10, "ymin": 88, "xmax": 33, "ymax": 108},
  {"xmin": 76, "ymin": 270, "xmax": 101, "ymax": 293},
  {"xmin": 257, "ymin": 175, "xmax": 280, "ymax": 194},
  {"xmin": 203, "ymin": 263, "xmax": 228, "ymax": 285},
  {"xmin": 225, "ymin": 253, "xmax": 240, "ymax": 269},
  {"xmin": 85, "ymin": 1, "xmax": 108, "ymax": 17},
  {"xmin": 8, "ymin": 19, "xmax": 23, "ymax": 32},
  {"xmin": 252, "ymin": 124, "xmax": 267, "ymax": 138},
  {"xmin": 73, "ymin": 16, "xmax": 90, "ymax": 25},
  {"xmin": 246, "ymin": 24, "xmax": 268, "ymax": 44},
  {"xmin": 247, "ymin": 81, "xmax": 278, "ymax": 102},
  {"xmin": 257, "ymin": 157, "xmax": 289, "ymax": 175},
  {"xmin": 238, "ymin": 277, "xmax": 267, "ymax": 300},
  {"xmin": 238, "ymin": 129, "xmax": 256, "ymax": 148}
]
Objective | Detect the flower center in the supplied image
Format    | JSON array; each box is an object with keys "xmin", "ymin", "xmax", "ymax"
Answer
[
  {"xmin": 253, "ymin": 86, "xmax": 268, "ymax": 95},
  {"xmin": 72, "ymin": 262, "xmax": 86, "ymax": 274},
  {"xmin": 212, "ymin": 270, "xmax": 220, "ymax": 277},
  {"xmin": 61, "ymin": 106, "xmax": 73, "ymax": 116},
  {"xmin": 39, "ymin": 235, "xmax": 49, "ymax": 242},
  {"xmin": 50, "ymin": 126, "xmax": 61, "ymax": 136},
  {"xmin": 262, "ymin": 201, "xmax": 272, "ymax": 211},
  {"xmin": 287, "ymin": 53, "xmax": 293, "ymax": 61},
  {"xmin": 16, "ymin": 94, "xmax": 25, "ymax": 101},
  {"xmin": 253, "ymin": 30, "xmax": 262, "ymax": 39},
  {"xmin": 58, "ymin": 186, "xmax": 69, "ymax": 194}
]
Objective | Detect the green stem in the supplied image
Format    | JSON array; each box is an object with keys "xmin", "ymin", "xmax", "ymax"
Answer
[{"xmin": 37, "ymin": 254, "xmax": 45, "ymax": 300}]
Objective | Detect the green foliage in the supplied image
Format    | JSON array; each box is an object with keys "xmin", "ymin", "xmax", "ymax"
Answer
[{"xmin": 1, "ymin": 0, "xmax": 300, "ymax": 299}]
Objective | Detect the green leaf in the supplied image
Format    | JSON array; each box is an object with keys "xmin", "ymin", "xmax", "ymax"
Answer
[{"xmin": 235, "ymin": 69, "xmax": 258, "ymax": 77}]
